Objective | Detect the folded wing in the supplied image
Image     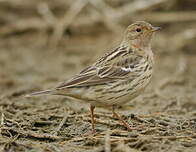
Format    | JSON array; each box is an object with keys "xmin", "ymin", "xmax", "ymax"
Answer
[{"xmin": 56, "ymin": 47, "xmax": 141, "ymax": 89}]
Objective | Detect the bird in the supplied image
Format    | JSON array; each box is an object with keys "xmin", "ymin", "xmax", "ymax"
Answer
[{"xmin": 26, "ymin": 21, "xmax": 160, "ymax": 134}]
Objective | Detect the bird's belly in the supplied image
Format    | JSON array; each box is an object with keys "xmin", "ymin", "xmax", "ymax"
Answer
[
  {"xmin": 90, "ymin": 74, "xmax": 152, "ymax": 107},
  {"xmin": 90, "ymin": 87, "xmax": 143, "ymax": 107},
  {"xmin": 110, "ymin": 87, "xmax": 145, "ymax": 106}
]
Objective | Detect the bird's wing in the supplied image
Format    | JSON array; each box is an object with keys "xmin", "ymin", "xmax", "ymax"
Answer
[{"xmin": 56, "ymin": 47, "xmax": 142, "ymax": 89}]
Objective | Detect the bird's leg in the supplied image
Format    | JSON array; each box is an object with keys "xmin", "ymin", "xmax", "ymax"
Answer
[
  {"xmin": 90, "ymin": 105, "xmax": 96, "ymax": 133},
  {"xmin": 83, "ymin": 105, "xmax": 96, "ymax": 136},
  {"xmin": 112, "ymin": 106, "xmax": 132, "ymax": 131}
]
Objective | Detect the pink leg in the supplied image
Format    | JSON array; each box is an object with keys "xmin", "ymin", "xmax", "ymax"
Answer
[{"xmin": 112, "ymin": 106, "xmax": 132, "ymax": 131}]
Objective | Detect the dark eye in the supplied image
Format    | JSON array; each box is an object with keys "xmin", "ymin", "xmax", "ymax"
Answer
[{"xmin": 136, "ymin": 28, "xmax": 142, "ymax": 32}]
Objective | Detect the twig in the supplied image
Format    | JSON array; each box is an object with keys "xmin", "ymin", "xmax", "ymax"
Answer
[
  {"xmin": 0, "ymin": 18, "xmax": 49, "ymax": 36},
  {"xmin": 53, "ymin": 113, "xmax": 69, "ymax": 136},
  {"xmin": 37, "ymin": 2, "xmax": 57, "ymax": 26},
  {"xmin": 50, "ymin": 0, "xmax": 88, "ymax": 49},
  {"xmin": 1, "ymin": 127, "xmax": 64, "ymax": 141},
  {"xmin": 88, "ymin": 0, "xmax": 123, "ymax": 33},
  {"xmin": 153, "ymin": 135, "xmax": 196, "ymax": 140},
  {"xmin": 104, "ymin": 129, "xmax": 111, "ymax": 152}
]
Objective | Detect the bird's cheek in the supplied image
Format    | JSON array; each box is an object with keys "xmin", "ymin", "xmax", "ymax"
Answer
[{"xmin": 130, "ymin": 39, "xmax": 142, "ymax": 48}]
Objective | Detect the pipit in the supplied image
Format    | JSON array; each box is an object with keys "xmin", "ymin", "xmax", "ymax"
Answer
[{"xmin": 26, "ymin": 21, "xmax": 160, "ymax": 133}]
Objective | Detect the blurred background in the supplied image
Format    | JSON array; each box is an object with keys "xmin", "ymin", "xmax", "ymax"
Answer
[{"xmin": 0, "ymin": 0, "xmax": 196, "ymax": 151}]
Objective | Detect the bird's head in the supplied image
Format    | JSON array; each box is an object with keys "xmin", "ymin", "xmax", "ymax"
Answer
[{"xmin": 122, "ymin": 21, "xmax": 161, "ymax": 49}]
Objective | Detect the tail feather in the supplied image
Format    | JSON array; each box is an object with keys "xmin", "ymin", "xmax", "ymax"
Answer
[{"xmin": 25, "ymin": 89, "xmax": 54, "ymax": 98}]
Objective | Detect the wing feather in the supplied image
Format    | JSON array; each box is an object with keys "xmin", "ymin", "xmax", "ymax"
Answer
[{"xmin": 56, "ymin": 47, "xmax": 142, "ymax": 89}]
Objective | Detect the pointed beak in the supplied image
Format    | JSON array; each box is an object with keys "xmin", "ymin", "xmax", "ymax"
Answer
[{"xmin": 151, "ymin": 27, "xmax": 161, "ymax": 32}]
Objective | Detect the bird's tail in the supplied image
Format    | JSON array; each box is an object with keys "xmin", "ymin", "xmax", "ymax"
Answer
[{"xmin": 25, "ymin": 89, "xmax": 54, "ymax": 98}]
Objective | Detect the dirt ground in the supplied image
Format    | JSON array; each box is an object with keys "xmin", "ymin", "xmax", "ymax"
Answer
[{"xmin": 0, "ymin": 0, "xmax": 196, "ymax": 152}]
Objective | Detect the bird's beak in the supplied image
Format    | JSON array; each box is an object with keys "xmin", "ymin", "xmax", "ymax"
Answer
[{"xmin": 151, "ymin": 27, "xmax": 161, "ymax": 32}]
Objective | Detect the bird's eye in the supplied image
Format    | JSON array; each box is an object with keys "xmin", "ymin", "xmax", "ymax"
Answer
[{"xmin": 136, "ymin": 28, "xmax": 142, "ymax": 32}]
